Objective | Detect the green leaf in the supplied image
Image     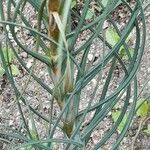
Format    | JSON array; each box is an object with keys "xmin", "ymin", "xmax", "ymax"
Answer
[
  {"xmin": 2, "ymin": 48, "xmax": 15, "ymax": 63},
  {"xmin": 10, "ymin": 64, "xmax": 20, "ymax": 76},
  {"xmin": 105, "ymin": 27, "xmax": 120, "ymax": 47},
  {"xmin": 105, "ymin": 27, "xmax": 133, "ymax": 60},
  {"xmin": 120, "ymin": 48, "xmax": 134, "ymax": 60},
  {"xmin": 143, "ymin": 124, "xmax": 150, "ymax": 134},
  {"xmin": 0, "ymin": 67, "xmax": 5, "ymax": 77},
  {"xmin": 85, "ymin": 9, "xmax": 94, "ymax": 20},
  {"xmin": 71, "ymin": 0, "xmax": 77, "ymax": 8},
  {"xmin": 112, "ymin": 110, "xmax": 128, "ymax": 133},
  {"xmin": 136, "ymin": 99, "xmax": 149, "ymax": 117},
  {"xmin": 105, "ymin": 27, "xmax": 132, "ymax": 46}
]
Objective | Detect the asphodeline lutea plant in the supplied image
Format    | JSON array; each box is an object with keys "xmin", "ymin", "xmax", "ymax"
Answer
[{"xmin": 0, "ymin": 0, "xmax": 147, "ymax": 149}]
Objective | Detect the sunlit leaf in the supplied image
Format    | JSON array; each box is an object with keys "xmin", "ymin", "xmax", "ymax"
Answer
[
  {"xmin": 85, "ymin": 9, "xmax": 94, "ymax": 20},
  {"xmin": 112, "ymin": 110, "xmax": 128, "ymax": 133},
  {"xmin": 143, "ymin": 124, "xmax": 150, "ymax": 135},
  {"xmin": 120, "ymin": 48, "xmax": 134, "ymax": 60},
  {"xmin": 2, "ymin": 48, "xmax": 15, "ymax": 63},
  {"xmin": 105, "ymin": 27, "xmax": 120, "ymax": 46},
  {"xmin": 105, "ymin": 27, "xmax": 133, "ymax": 60},
  {"xmin": 71, "ymin": 0, "xmax": 76, "ymax": 8},
  {"xmin": 136, "ymin": 99, "xmax": 149, "ymax": 117},
  {"xmin": 10, "ymin": 64, "xmax": 20, "ymax": 76}
]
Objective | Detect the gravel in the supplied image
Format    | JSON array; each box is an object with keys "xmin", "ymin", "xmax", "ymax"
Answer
[{"xmin": 0, "ymin": 1, "xmax": 150, "ymax": 150}]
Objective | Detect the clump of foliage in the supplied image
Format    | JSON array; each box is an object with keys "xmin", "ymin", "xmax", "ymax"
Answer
[{"xmin": 0, "ymin": 0, "xmax": 148, "ymax": 149}]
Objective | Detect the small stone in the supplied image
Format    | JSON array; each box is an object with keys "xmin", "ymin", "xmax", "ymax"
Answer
[
  {"xmin": 9, "ymin": 120, "xmax": 14, "ymax": 126},
  {"xmin": 91, "ymin": 79, "xmax": 97, "ymax": 85},
  {"xmin": 0, "ymin": 95, "xmax": 3, "ymax": 101},
  {"xmin": 107, "ymin": 111, "xmax": 111, "ymax": 116},
  {"xmin": 25, "ymin": 30, "xmax": 32, "ymax": 36},
  {"xmin": 14, "ymin": 27, "xmax": 19, "ymax": 33},
  {"xmin": 88, "ymin": 54, "xmax": 93, "ymax": 61},
  {"xmin": 26, "ymin": 59, "xmax": 34, "ymax": 68},
  {"xmin": 41, "ymin": 24, "xmax": 45, "ymax": 30},
  {"xmin": 20, "ymin": 52, "xmax": 28, "ymax": 58},
  {"xmin": 148, "ymin": 68, "xmax": 150, "ymax": 73},
  {"xmin": 129, "ymin": 98, "xmax": 133, "ymax": 103},
  {"xmin": 103, "ymin": 21, "xmax": 109, "ymax": 29},
  {"xmin": 6, "ymin": 25, "xmax": 9, "ymax": 31}
]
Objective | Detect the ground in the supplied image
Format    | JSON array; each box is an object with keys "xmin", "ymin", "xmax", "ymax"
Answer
[{"xmin": 0, "ymin": 1, "xmax": 150, "ymax": 150}]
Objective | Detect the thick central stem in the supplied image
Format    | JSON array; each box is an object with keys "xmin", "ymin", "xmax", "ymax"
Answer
[{"xmin": 48, "ymin": 0, "xmax": 75, "ymax": 137}]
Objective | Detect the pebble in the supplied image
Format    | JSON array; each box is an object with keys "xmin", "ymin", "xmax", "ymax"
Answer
[
  {"xmin": 148, "ymin": 81, "xmax": 150, "ymax": 86},
  {"xmin": 129, "ymin": 98, "xmax": 133, "ymax": 103},
  {"xmin": 20, "ymin": 52, "xmax": 28, "ymax": 58},
  {"xmin": 9, "ymin": 120, "xmax": 14, "ymax": 126},
  {"xmin": 26, "ymin": 59, "xmax": 34, "ymax": 68},
  {"xmin": 91, "ymin": 78, "xmax": 97, "ymax": 85},
  {"xmin": 88, "ymin": 53, "xmax": 93, "ymax": 61},
  {"xmin": 103, "ymin": 20, "xmax": 109, "ymax": 29},
  {"xmin": 147, "ymin": 67, "xmax": 150, "ymax": 73}
]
